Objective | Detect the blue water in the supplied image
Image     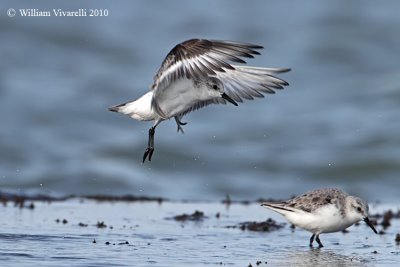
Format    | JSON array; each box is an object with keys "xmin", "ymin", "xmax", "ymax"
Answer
[
  {"xmin": 2, "ymin": 200, "xmax": 398, "ymax": 267},
  {"xmin": 1, "ymin": 0, "xmax": 399, "ymax": 201}
]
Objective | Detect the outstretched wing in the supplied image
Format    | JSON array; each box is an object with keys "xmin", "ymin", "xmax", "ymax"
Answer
[
  {"xmin": 174, "ymin": 66, "xmax": 290, "ymax": 117},
  {"xmin": 215, "ymin": 65, "xmax": 290, "ymax": 103},
  {"xmin": 151, "ymin": 39, "xmax": 263, "ymax": 92}
]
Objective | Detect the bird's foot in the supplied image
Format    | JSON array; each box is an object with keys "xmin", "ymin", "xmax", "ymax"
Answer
[
  {"xmin": 174, "ymin": 117, "xmax": 187, "ymax": 134},
  {"xmin": 142, "ymin": 147, "xmax": 154, "ymax": 163},
  {"xmin": 309, "ymin": 234, "xmax": 315, "ymax": 247},
  {"xmin": 177, "ymin": 124, "xmax": 185, "ymax": 133},
  {"xmin": 316, "ymin": 235, "xmax": 324, "ymax": 248}
]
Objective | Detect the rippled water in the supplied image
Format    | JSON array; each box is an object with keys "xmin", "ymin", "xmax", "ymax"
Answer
[
  {"xmin": 1, "ymin": 200, "xmax": 399, "ymax": 267},
  {"xmin": 0, "ymin": 0, "xmax": 399, "ymax": 202}
]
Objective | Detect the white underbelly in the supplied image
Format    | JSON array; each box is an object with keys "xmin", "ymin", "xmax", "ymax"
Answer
[
  {"xmin": 284, "ymin": 205, "xmax": 354, "ymax": 234},
  {"xmin": 156, "ymin": 79, "xmax": 204, "ymax": 117}
]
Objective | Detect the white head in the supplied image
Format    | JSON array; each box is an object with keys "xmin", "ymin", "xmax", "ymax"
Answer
[
  {"xmin": 204, "ymin": 77, "xmax": 238, "ymax": 106},
  {"xmin": 346, "ymin": 196, "xmax": 377, "ymax": 234}
]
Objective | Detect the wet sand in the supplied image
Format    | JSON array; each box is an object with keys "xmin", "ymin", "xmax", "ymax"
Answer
[{"xmin": 0, "ymin": 194, "xmax": 399, "ymax": 267}]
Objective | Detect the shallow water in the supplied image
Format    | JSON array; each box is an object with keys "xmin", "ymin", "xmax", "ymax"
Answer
[
  {"xmin": 0, "ymin": 2, "xmax": 400, "ymax": 199},
  {"xmin": 0, "ymin": 200, "xmax": 399, "ymax": 266},
  {"xmin": 1, "ymin": 1, "xmax": 399, "ymax": 266}
]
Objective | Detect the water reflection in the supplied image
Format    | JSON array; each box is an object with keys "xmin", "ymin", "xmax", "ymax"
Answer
[{"xmin": 281, "ymin": 248, "xmax": 371, "ymax": 267}]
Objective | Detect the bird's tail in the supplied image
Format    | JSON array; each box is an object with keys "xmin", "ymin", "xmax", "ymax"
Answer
[
  {"xmin": 108, "ymin": 103, "xmax": 124, "ymax": 113},
  {"xmin": 261, "ymin": 202, "xmax": 295, "ymax": 216},
  {"xmin": 108, "ymin": 100, "xmax": 135, "ymax": 115}
]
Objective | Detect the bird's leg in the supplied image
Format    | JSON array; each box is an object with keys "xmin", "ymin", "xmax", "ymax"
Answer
[
  {"xmin": 174, "ymin": 116, "xmax": 187, "ymax": 134},
  {"xmin": 309, "ymin": 234, "xmax": 315, "ymax": 247},
  {"xmin": 316, "ymin": 234, "xmax": 324, "ymax": 248},
  {"xmin": 143, "ymin": 126, "xmax": 156, "ymax": 162}
]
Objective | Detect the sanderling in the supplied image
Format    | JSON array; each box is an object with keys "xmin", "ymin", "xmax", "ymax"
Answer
[
  {"xmin": 109, "ymin": 38, "xmax": 290, "ymax": 162},
  {"xmin": 261, "ymin": 188, "xmax": 377, "ymax": 247}
]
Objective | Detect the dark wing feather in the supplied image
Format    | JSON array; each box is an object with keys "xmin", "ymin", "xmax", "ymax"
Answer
[{"xmin": 151, "ymin": 39, "xmax": 263, "ymax": 91}]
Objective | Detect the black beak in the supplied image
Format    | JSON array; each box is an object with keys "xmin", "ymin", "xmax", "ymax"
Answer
[
  {"xmin": 364, "ymin": 217, "xmax": 378, "ymax": 234},
  {"xmin": 221, "ymin": 93, "xmax": 238, "ymax": 106}
]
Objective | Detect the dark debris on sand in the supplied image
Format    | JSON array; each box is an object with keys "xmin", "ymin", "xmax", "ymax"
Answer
[
  {"xmin": 369, "ymin": 209, "xmax": 400, "ymax": 234},
  {"xmin": 228, "ymin": 218, "xmax": 285, "ymax": 232},
  {"xmin": 361, "ymin": 209, "xmax": 400, "ymax": 241},
  {"xmin": 96, "ymin": 221, "xmax": 107, "ymax": 228},
  {"xmin": 222, "ymin": 195, "xmax": 284, "ymax": 206},
  {"xmin": 395, "ymin": 233, "xmax": 400, "ymax": 244},
  {"xmin": 380, "ymin": 210, "xmax": 400, "ymax": 229},
  {"xmin": 169, "ymin": 210, "xmax": 208, "ymax": 222},
  {"xmin": 83, "ymin": 194, "xmax": 164, "ymax": 203},
  {"xmin": 0, "ymin": 191, "xmax": 165, "ymax": 206},
  {"xmin": 248, "ymin": 261, "xmax": 267, "ymax": 267},
  {"xmin": 3, "ymin": 191, "xmax": 399, "ymax": 243},
  {"xmin": 55, "ymin": 218, "xmax": 68, "ymax": 224},
  {"xmin": 1, "ymin": 192, "xmax": 70, "ymax": 208}
]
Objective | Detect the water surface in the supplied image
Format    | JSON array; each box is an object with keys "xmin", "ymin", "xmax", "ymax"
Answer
[
  {"xmin": 0, "ymin": 0, "xmax": 399, "ymax": 202},
  {"xmin": 0, "ymin": 200, "xmax": 398, "ymax": 266}
]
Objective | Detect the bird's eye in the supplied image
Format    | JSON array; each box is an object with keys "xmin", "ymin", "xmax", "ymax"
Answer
[
  {"xmin": 357, "ymin": 207, "xmax": 362, "ymax": 212},
  {"xmin": 213, "ymin": 85, "xmax": 218, "ymax": 90}
]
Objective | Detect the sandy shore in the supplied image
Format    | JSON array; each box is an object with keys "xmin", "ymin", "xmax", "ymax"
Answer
[{"xmin": 0, "ymin": 192, "xmax": 399, "ymax": 266}]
